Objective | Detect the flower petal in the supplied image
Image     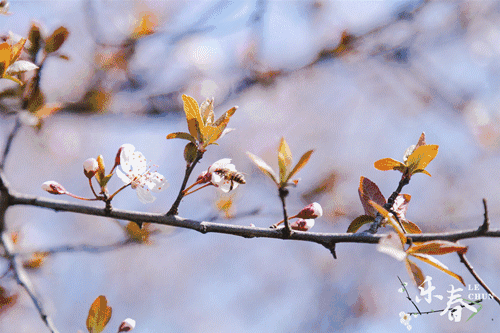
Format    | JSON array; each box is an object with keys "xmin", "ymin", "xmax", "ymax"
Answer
[
  {"xmin": 116, "ymin": 168, "xmax": 131, "ymax": 185},
  {"xmin": 136, "ymin": 186, "xmax": 155, "ymax": 203}
]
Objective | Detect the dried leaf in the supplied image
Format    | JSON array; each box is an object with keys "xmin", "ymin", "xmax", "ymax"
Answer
[
  {"xmin": 374, "ymin": 158, "xmax": 405, "ymax": 172},
  {"xmin": 405, "ymin": 258, "xmax": 425, "ymax": 287},
  {"xmin": 410, "ymin": 253, "xmax": 465, "ymax": 286},
  {"xmin": 358, "ymin": 177, "xmax": 386, "ymax": 216},
  {"xmin": 369, "ymin": 200, "xmax": 407, "ymax": 245},
  {"xmin": 181, "ymin": 94, "xmax": 204, "ymax": 142},
  {"xmin": 406, "ymin": 144, "xmax": 438, "ymax": 175},
  {"xmin": 45, "ymin": 26, "xmax": 69, "ymax": 53},
  {"xmin": 246, "ymin": 152, "xmax": 278, "ymax": 184},
  {"xmin": 125, "ymin": 222, "xmax": 151, "ymax": 244},
  {"xmin": 287, "ymin": 149, "xmax": 314, "ymax": 182},
  {"xmin": 347, "ymin": 215, "xmax": 375, "ymax": 233},
  {"xmin": 166, "ymin": 132, "xmax": 197, "ymax": 145},
  {"xmin": 278, "ymin": 137, "xmax": 292, "ymax": 184},
  {"xmin": 86, "ymin": 295, "xmax": 112, "ymax": 333},
  {"xmin": 407, "ymin": 241, "xmax": 468, "ymax": 256}
]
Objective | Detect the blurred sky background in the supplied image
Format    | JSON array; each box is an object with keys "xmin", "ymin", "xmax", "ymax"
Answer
[{"xmin": 1, "ymin": 0, "xmax": 500, "ymax": 332}]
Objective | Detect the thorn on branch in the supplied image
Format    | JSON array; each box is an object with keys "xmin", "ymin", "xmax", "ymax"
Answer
[{"xmin": 478, "ymin": 198, "xmax": 489, "ymax": 234}]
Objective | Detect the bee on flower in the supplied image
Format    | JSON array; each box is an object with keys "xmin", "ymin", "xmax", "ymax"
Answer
[{"xmin": 182, "ymin": 158, "xmax": 245, "ymax": 196}]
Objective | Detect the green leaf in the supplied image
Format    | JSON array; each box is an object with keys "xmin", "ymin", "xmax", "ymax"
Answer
[
  {"xmin": 278, "ymin": 137, "xmax": 292, "ymax": 185},
  {"xmin": 347, "ymin": 215, "xmax": 374, "ymax": 233},
  {"xmin": 406, "ymin": 144, "xmax": 439, "ymax": 175},
  {"xmin": 286, "ymin": 149, "xmax": 314, "ymax": 182},
  {"xmin": 166, "ymin": 132, "xmax": 197, "ymax": 145},
  {"xmin": 247, "ymin": 152, "xmax": 278, "ymax": 185},
  {"xmin": 86, "ymin": 295, "xmax": 112, "ymax": 333},
  {"xmin": 181, "ymin": 94, "xmax": 204, "ymax": 142},
  {"xmin": 374, "ymin": 158, "xmax": 405, "ymax": 172}
]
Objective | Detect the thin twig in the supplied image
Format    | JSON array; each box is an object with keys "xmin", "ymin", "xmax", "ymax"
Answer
[
  {"xmin": 458, "ymin": 252, "xmax": 500, "ymax": 306},
  {"xmin": 278, "ymin": 187, "xmax": 291, "ymax": 237},
  {"xmin": 167, "ymin": 150, "xmax": 204, "ymax": 216},
  {"xmin": 398, "ymin": 276, "xmax": 421, "ymax": 315},
  {"xmin": 0, "ymin": 116, "xmax": 21, "ymax": 171},
  {"xmin": 1, "ymin": 234, "xmax": 60, "ymax": 333},
  {"xmin": 479, "ymin": 198, "xmax": 489, "ymax": 233}
]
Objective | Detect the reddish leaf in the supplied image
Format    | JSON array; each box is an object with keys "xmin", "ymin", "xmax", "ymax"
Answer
[
  {"xmin": 401, "ymin": 220, "xmax": 422, "ymax": 234},
  {"xmin": 410, "ymin": 253, "xmax": 465, "ymax": 286},
  {"xmin": 407, "ymin": 241, "xmax": 468, "ymax": 256},
  {"xmin": 405, "ymin": 258, "xmax": 425, "ymax": 287},
  {"xmin": 358, "ymin": 177, "xmax": 386, "ymax": 216},
  {"xmin": 44, "ymin": 26, "xmax": 69, "ymax": 53}
]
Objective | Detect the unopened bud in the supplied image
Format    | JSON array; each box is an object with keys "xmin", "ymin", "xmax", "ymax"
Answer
[
  {"xmin": 296, "ymin": 202, "xmax": 323, "ymax": 219},
  {"xmin": 290, "ymin": 218, "xmax": 315, "ymax": 231},
  {"xmin": 96, "ymin": 155, "xmax": 105, "ymax": 181},
  {"xmin": 196, "ymin": 170, "xmax": 212, "ymax": 184},
  {"xmin": 118, "ymin": 318, "xmax": 136, "ymax": 332},
  {"xmin": 184, "ymin": 142, "xmax": 197, "ymax": 165},
  {"xmin": 41, "ymin": 181, "xmax": 66, "ymax": 194},
  {"xmin": 83, "ymin": 158, "xmax": 98, "ymax": 178}
]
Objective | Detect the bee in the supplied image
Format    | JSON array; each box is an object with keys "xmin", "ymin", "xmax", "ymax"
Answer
[{"xmin": 213, "ymin": 168, "xmax": 246, "ymax": 191}]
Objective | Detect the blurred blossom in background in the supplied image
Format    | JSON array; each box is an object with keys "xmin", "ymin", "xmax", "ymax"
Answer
[{"xmin": 1, "ymin": 0, "xmax": 500, "ymax": 332}]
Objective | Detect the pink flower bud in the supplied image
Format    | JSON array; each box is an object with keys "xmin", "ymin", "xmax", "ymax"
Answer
[
  {"xmin": 83, "ymin": 158, "xmax": 99, "ymax": 178},
  {"xmin": 118, "ymin": 318, "xmax": 136, "ymax": 332},
  {"xmin": 290, "ymin": 218, "xmax": 315, "ymax": 231},
  {"xmin": 196, "ymin": 170, "xmax": 212, "ymax": 183},
  {"xmin": 296, "ymin": 202, "xmax": 323, "ymax": 219},
  {"xmin": 41, "ymin": 181, "xmax": 66, "ymax": 195}
]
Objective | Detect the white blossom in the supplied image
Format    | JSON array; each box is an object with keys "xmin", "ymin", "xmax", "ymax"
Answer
[{"xmin": 116, "ymin": 144, "xmax": 168, "ymax": 203}]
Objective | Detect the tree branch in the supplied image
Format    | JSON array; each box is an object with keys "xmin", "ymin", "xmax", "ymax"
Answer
[
  {"xmin": 1, "ymin": 233, "xmax": 60, "ymax": 333},
  {"xmin": 458, "ymin": 252, "xmax": 500, "ymax": 306},
  {"xmin": 7, "ymin": 190, "xmax": 500, "ymax": 245}
]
